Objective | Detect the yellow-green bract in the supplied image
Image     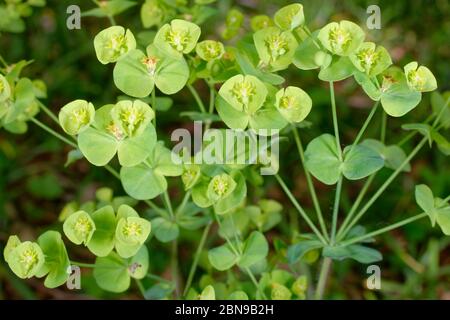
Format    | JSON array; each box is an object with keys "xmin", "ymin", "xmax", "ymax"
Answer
[
  {"xmin": 0, "ymin": 74, "xmax": 11, "ymax": 102},
  {"xmin": 349, "ymin": 42, "xmax": 392, "ymax": 77},
  {"xmin": 318, "ymin": 20, "xmax": 365, "ymax": 56},
  {"xmin": 113, "ymin": 44, "xmax": 190, "ymax": 98},
  {"xmin": 253, "ymin": 27, "xmax": 298, "ymax": 71},
  {"xmin": 4, "ymin": 237, "xmax": 44, "ymax": 279},
  {"xmin": 154, "ymin": 19, "xmax": 201, "ymax": 58},
  {"xmin": 77, "ymin": 100, "xmax": 156, "ymax": 167},
  {"xmin": 404, "ymin": 61, "xmax": 437, "ymax": 92},
  {"xmin": 94, "ymin": 26, "xmax": 136, "ymax": 64},
  {"xmin": 275, "ymin": 86, "xmax": 312, "ymax": 123},
  {"xmin": 273, "ymin": 3, "xmax": 305, "ymax": 31},
  {"xmin": 196, "ymin": 40, "xmax": 225, "ymax": 61},
  {"xmin": 58, "ymin": 100, "xmax": 95, "ymax": 135}
]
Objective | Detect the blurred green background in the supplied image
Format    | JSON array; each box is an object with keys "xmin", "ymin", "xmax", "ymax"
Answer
[{"xmin": 0, "ymin": 0, "xmax": 449, "ymax": 299}]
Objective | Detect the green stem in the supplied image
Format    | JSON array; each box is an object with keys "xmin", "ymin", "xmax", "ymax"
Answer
[
  {"xmin": 302, "ymin": 26, "xmax": 321, "ymax": 49},
  {"xmin": 398, "ymin": 131, "xmax": 417, "ymax": 147},
  {"xmin": 104, "ymin": 165, "xmax": 120, "ymax": 179},
  {"xmin": 146, "ymin": 273, "xmax": 172, "ymax": 283},
  {"xmin": 171, "ymin": 238, "xmax": 180, "ymax": 299},
  {"xmin": 329, "ymin": 82, "xmax": 342, "ymax": 161},
  {"xmin": 163, "ymin": 191, "xmax": 174, "ymax": 219},
  {"xmin": 442, "ymin": 194, "xmax": 450, "ymax": 203},
  {"xmin": 135, "ymin": 279, "xmax": 146, "ymax": 298},
  {"xmin": 208, "ymin": 81, "xmax": 215, "ymax": 114},
  {"xmin": 37, "ymin": 101, "xmax": 60, "ymax": 125},
  {"xmin": 314, "ymin": 257, "xmax": 332, "ymax": 300},
  {"xmin": 397, "ymin": 114, "xmax": 434, "ymax": 147},
  {"xmin": 187, "ymin": 83, "xmax": 207, "ymax": 113},
  {"xmin": 340, "ymin": 212, "xmax": 427, "ymax": 247},
  {"xmin": 330, "ymin": 177, "xmax": 343, "ymax": 244},
  {"xmin": 245, "ymin": 267, "xmax": 267, "ymax": 300},
  {"xmin": 214, "ymin": 213, "xmax": 240, "ymax": 256},
  {"xmin": 292, "ymin": 126, "xmax": 328, "ymax": 241},
  {"xmin": 0, "ymin": 54, "xmax": 8, "ymax": 68},
  {"xmin": 380, "ymin": 111, "xmax": 387, "ymax": 143},
  {"xmin": 151, "ymin": 89, "xmax": 156, "ymax": 127},
  {"xmin": 183, "ymin": 221, "xmax": 212, "ymax": 297},
  {"xmin": 107, "ymin": 15, "xmax": 116, "ymax": 26},
  {"xmin": 275, "ymin": 174, "xmax": 327, "ymax": 244},
  {"xmin": 30, "ymin": 118, "xmax": 78, "ymax": 148},
  {"xmin": 340, "ymin": 137, "xmax": 428, "ymax": 239},
  {"xmin": 347, "ymin": 101, "xmax": 379, "ymax": 158},
  {"xmin": 336, "ymin": 174, "xmax": 375, "ymax": 241},
  {"xmin": 176, "ymin": 190, "xmax": 191, "ymax": 215},
  {"xmin": 70, "ymin": 261, "xmax": 95, "ymax": 268},
  {"xmin": 432, "ymin": 98, "xmax": 450, "ymax": 127}
]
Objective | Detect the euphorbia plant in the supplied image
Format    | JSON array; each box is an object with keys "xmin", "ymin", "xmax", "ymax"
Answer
[{"xmin": 1, "ymin": 1, "xmax": 449, "ymax": 300}]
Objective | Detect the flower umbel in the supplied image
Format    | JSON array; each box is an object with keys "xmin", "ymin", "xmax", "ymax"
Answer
[
  {"xmin": 231, "ymin": 80, "xmax": 256, "ymax": 106},
  {"xmin": 6, "ymin": 241, "xmax": 44, "ymax": 279},
  {"xmin": 207, "ymin": 173, "xmax": 237, "ymax": 202},
  {"xmin": 116, "ymin": 217, "xmax": 151, "ymax": 245},
  {"xmin": 265, "ymin": 33, "xmax": 289, "ymax": 61},
  {"xmin": 63, "ymin": 211, "xmax": 96, "ymax": 245},
  {"xmin": 141, "ymin": 56, "xmax": 159, "ymax": 76},
  {"xmin": 329, "ymin": 26, "xmax": 351, "ymax": 53},
  {"xmin": 166, "ymin": 27, "xmax": 190, "ymax": 52},
  {"xmin": 111, "ymin": 100, "xmax": 154, "ymax": 138}
]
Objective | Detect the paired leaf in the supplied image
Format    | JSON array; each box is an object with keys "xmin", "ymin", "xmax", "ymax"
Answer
[
  {"xmin": 323, "ymin": 245, "xmax": 382, "ymax": 264},
  {"xmin": 304, "ymin": 134, "xmax": 384, "ymax": 185}
]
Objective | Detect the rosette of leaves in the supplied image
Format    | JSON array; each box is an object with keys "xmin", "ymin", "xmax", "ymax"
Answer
[
  {"xmin": 94, "ymin": 26, "xmax": 136, "ymax": 64},
  {"xmin": 93, "ymin": 246, "xmax": 149, "ymax": 293},
  {"xmin": 355, "ymin": 66, "xmax": 430, "ymax": 117},
  {"xmin": 153, "ymin": 19, "xmax": 201, "ymax": 59},
  {"xmin": 415, "ymin": 185, "xmax": 450, "ymax": 235},
  {"xmin": 216, "ymin": 74, "xmax": 288, "ymax": 132},
  {"xmin": 113, "ymin": 44, "xmax": 189, "ymax": 98},
  {"xmin": 76, "ymin": 100, "xmax": 157, "ymax": 167},
  {"xmin": 253, "ymin": 26, "xmax": 298, "ymax": 71},
  {"xmin": 3, "ymin": 236, "xmax": 44, "ymax": 279},
  {"xmin": 120, "ymin": 142, "xmax": 183, "ymax": 200},
  {"xmin": 191, "ymin": 169, "xmax": 247, "ymax": 215},
  {"xmin": 304, "ymin": 134, "xmax": 384, "ymax": 185},
  {"xmin": 208, "ymin": 231, "xmax": 268, "ymax": 271}
]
